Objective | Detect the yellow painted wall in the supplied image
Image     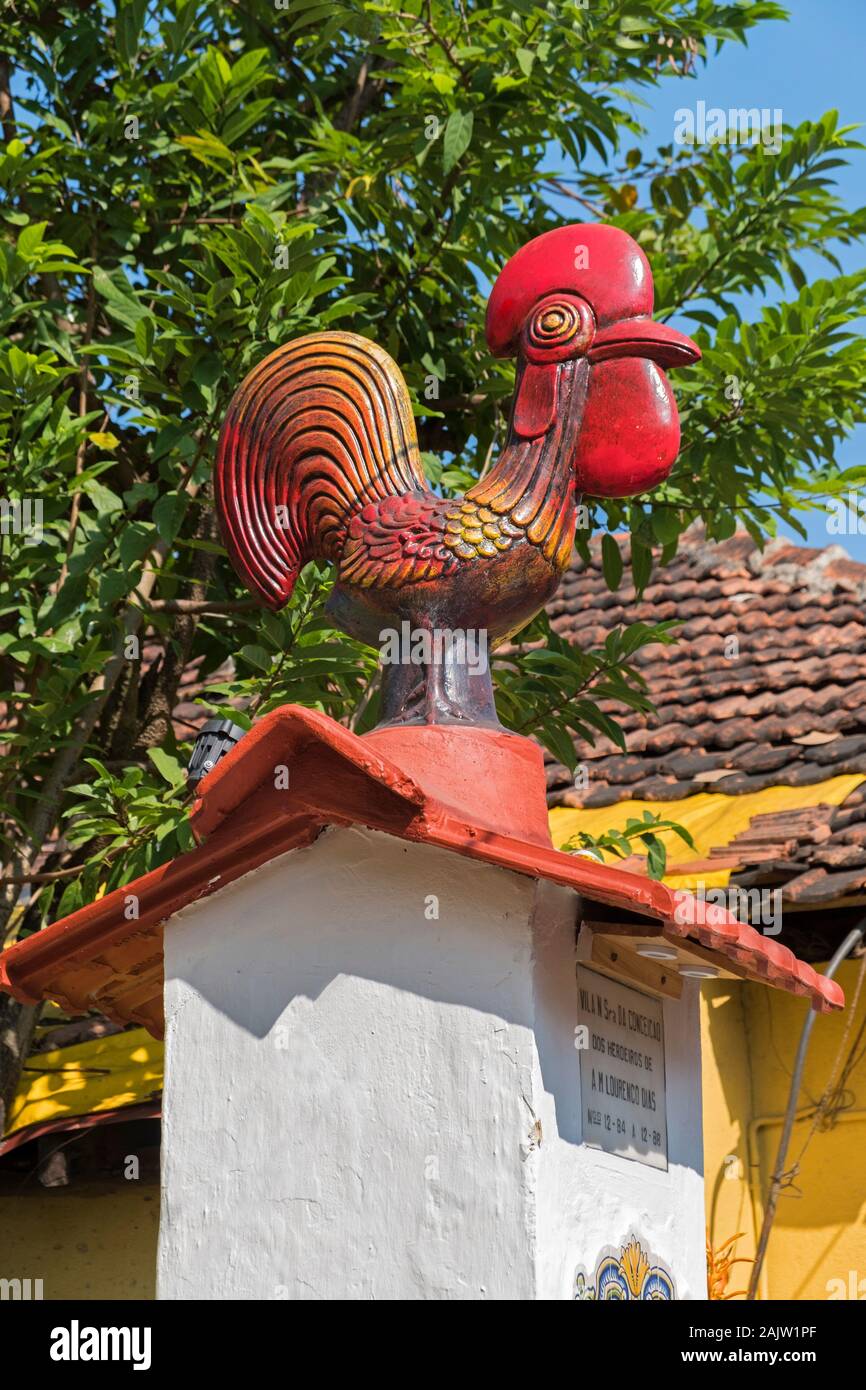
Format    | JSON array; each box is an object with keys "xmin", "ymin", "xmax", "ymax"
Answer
[
  {"xmin": 0, "ymin": 1178, "xmax": 158, "ymax": 1300},
  {"xmin": 702, "ymin": 960, "xmax": 866, "ymax": 1301}
]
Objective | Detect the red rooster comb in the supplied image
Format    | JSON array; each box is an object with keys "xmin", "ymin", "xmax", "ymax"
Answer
[{"xmin": 486, "ymin": 222, "xmax": 698, "ymax": 367}]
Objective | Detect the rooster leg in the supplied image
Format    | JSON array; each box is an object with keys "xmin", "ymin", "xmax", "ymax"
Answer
[
  {"xmin": 375, "ymin": 650, "xmax": 426, "ymax": 727},
  {"xmin": 378, "ymin": 621, "xmax": 500, "ymax": 728},
  {"xmin": 424, "ymin": 640, "xmax": 467, "ymax": 725},
  {"xmin": 431, "ymin": 635, "xmax": 500, "ymax": 727}
]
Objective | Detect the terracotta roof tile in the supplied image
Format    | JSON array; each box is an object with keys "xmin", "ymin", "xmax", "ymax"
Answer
[
  {"xmin": 546, "ymin": 527, "xmax": 866, "ymax": 906},
  {"xmin": 549, "ymin": 529, "xmax": 866, "ymax": 794}
]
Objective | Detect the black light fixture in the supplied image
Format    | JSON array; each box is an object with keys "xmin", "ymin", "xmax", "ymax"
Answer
[{"xmin": 187, "ymin": 718, "xmax": 247, "ymax": 790}]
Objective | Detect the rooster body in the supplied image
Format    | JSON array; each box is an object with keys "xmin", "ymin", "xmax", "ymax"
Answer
[{"xmin": 215, "ymin": 224, "xmax": 699, "ymax": 726}]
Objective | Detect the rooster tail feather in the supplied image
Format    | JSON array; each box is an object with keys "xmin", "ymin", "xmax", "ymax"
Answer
[{"xmin": 215, "ymin": 331, "xmax": 426, "ymax": 609}]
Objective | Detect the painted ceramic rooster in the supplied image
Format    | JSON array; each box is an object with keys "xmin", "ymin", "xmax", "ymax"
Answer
[{"xmin": 215, "ymin": 223, "xmax": 699, "ymax": 726}]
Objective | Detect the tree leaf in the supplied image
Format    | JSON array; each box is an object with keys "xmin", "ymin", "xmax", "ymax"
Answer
[
  {"xmin": 442, "ymin": 110, "xmax": 474, "ymax": 175},
  {"xmin": 601, "ymin": 533, "xmax": 623, "ymax": 590},
  {"xmin": 148, "ymin": 747, "xmax": 186, "ymax": 787}
]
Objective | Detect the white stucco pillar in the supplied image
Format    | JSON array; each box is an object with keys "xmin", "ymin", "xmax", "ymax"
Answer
[{"xmin": 157, "ymin": 822, "xmax": 705, "ymax": 1300}]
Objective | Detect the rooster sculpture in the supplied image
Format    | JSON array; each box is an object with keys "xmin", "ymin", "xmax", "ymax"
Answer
[{"xmin": 215, "ymin": 223, "xmax": 699, "ymax": 727}]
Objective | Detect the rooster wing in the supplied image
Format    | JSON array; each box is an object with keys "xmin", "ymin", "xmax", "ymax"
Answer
[{"xmin": 338, "ymin": 494, "xmax": 523, "ymax": 589}]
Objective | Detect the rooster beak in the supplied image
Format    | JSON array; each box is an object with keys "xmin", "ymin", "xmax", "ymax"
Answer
[{"xmin": 587, "ymin": 317, "xmax": 700, "ymax": 369}]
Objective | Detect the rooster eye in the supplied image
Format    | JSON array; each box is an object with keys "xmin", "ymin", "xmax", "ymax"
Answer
[{"xmin": 523, "ymin": 294, "xmax": 595, "ymax": 362}]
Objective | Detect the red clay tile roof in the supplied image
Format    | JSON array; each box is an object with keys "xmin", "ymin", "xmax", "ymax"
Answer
[
  {"xmin": 712, "ymin": 791, "xmax": 866, "ymax": 905},
  {"xmin": 545, "ymin": 527, "xmax": 866, "ymax": 907},
  {"xmin": 547, "ymin": 527, "xmax": 866, "ymax": 809},
  {"xmin": 0, "ymin": 706, "xmax": 843, "ymax": 1032}
]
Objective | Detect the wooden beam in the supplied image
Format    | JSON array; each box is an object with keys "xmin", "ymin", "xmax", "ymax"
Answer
[{"xmin": 590, "ymin": 936, "xmax": 682, "ymax": 1000}]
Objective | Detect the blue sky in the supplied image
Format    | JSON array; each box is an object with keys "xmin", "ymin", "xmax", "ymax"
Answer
[{"xmin": 556, "ymin": 0, "xmax": 866, "ymax": 561}]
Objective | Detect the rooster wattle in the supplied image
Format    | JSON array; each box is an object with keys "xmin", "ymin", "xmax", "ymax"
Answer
[{"xmin": 215, "ymin": 222, "xmax": 699, "ymax": 727}]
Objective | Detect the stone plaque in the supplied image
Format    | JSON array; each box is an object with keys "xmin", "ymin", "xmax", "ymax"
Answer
[{"xmin": 577, "ymin": 967, "xmax": 668, "ymax": 1170}]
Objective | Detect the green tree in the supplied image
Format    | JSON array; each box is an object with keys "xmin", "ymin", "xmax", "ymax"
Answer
[{"xmin": 1, "ymin": 0, "xmax": 865, "ymax": 1119}]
